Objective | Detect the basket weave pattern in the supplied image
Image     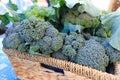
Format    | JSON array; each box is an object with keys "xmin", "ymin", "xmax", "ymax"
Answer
[{"xmin": 3, "ymin": 48, "xmax": 120, "ymax": 80}]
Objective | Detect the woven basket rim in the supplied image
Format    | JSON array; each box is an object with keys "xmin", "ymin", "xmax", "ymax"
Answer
[{"xmin": 3, "ymin": 48, "xmax": 120, "ymax": 80}]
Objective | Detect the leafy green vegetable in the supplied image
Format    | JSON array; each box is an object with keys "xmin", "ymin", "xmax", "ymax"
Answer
[
  {"xmin": 0, "ymin": 13, "xmax": 12, "ymax": 25},
  {"xmin": 7, "ymin": 0, "xmax": 18, "ymax": 11},
  {"xmin": 52, "ymin": 0, "xmax": 100, "ymax": 33},
  {"xmin": 61, "ymin": 0, "xmax": 101, "ymax": 17},
  {"xmin": 101, "ymin": 10, "xmax": 120, "ymax": 51},
  {"xmin": 24, "ymin": 5, "xmax": 55, "ymax": 21},
  {"xmin": 0, "ymin": 1, "xmax": 25, "ymax": 26}
]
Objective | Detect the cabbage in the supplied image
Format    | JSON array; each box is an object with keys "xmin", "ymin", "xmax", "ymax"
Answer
[{"xmin": 101, "ymin": 10, "xmax": 120, "ymax": 51}]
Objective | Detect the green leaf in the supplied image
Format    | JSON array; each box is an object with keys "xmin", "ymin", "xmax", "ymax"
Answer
[
  {"xmin": 0, "ymin": 13, "xmax": 12, "ymax": 25},
  {"xmin": 7, "ymin": 0, "xmax": 18, "ymax": 11},
  {"xmin": 65, "ymin": 0, "xmax": 101, "ymax": 17},
  {"xmin": 0, "ymin": 2, "xmax": 13, "ymax": 16},
  {"xmin": 101, "ymin": 10, "xmax": 120, "ymax": 51},
  {"xmin": 65, "ymin": 0, "xmax": 84, "ymax": 8}
]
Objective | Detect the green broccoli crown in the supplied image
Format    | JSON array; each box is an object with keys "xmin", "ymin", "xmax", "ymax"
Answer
[
  {"xmin": 51, "ymin": 34, "xmax": 63, "ymax": 51},
  {"xmin": 31, "ymin": 33, "xmax": 64, "ymax": 56},
  {"xmin": 75, "ymin": 39, "xmax": 109, "ymax": 71},
  {"xmin": 3, "ymin": 17, "xmax": 64, "ymax": 56},
  {"xmin": 19, "ymin": 17, "xmax": 48, "ymax": 42},
  {"xmin": 62, "ymin": 45, "xmax": 77, "ymax": 58},
  {"xmin": 64, "ymin": 32, "xmax": 85, "ymax": 50},
  {"xmin": 52, "ymin": 50, "xmax": 69, "ymax": 61},
  {"xmin": 63, "ymin": 9, "xmax": 100, "ymax": 28},
  {"xmin": 2, "ymin": 33, "xmax": 23, "ymax": 49},
  {"xmin": 62, "ymin": 32, "xmax": 85, "ymax": 62},
  {"xmin": 102, "ymin": 40, "xmax": 120, "ymax": 63}
]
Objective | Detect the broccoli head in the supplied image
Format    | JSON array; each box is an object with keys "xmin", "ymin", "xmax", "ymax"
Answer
[
  {"xmin": 51, "ymin": 34, "xmax": 63, "ymax": 51},
  {"xmin": 52, "ymin": 50, "xmax": 69, "ymax": 61},
  {"xmin": 62, "ymin": 45, "xmax": 77, "ymax": 58},
  {"xmin": 75, "ymin": 39, "xmax": 109, "ymax": 71},
  {"xmin": 30, "ymin": 33, "xmax": 64, "ymax": 56},
  {"xmin": 64, "ymin": 32, "xmax": 85, "ymax": 50},
  {"xmin": 62, "ymin": 32, "xmax": 85, "ymax": 62},
  {"xmin": 3, "ymin": 17, "xmax": 64, "ymax": 56},
  {"xmin": 2, "ymin": 33, "xmax": 23, "ymax": 49},
  {"xmin": 19, "ymin": 17, "xmax": 48, "ymax": 42},
  {"xmin": 63, "ymin": 10, "xmax": 100, "ymax": 28},
  {"xmin": 101, "ymin": 40, "xmax": 120, "ymax": 63},
  {"xmin": 45, "ymin": 26, "xmax": 59, "ymax": 37}
]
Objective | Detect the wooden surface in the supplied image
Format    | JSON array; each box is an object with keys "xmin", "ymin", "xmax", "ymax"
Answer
[{"xmin": 8, "ymin": 56, "xmax": 91, "ymax": 80}]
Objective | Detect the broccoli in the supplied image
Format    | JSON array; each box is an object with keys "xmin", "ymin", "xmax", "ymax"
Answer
[
  {"xmin": 2, "ymin": 33, "xmax": 23, "ymax": 49},
  {"xmin": 52, "ymin": 50, "xmax": 69, "ymax": 61},
  {"xmin": 19, "ymin": 17, "xmax": 48, "ymax": 42},
  {"xmin": 62, "ymin": 9, "xmax": 100, "ymax": 28},
  {"xmin": 3, "ymin": 17, "xmax": 64, "ymax": 56},
  {"xmin": 62, "ymin": 45, "xmax": 77, "ymax": 58},
  {"xmin": 89, "ymin": 36, "xmax": 104, "ymax": 42},
  {"xmin": 45, "ymin": 26, "xmax": 59, "ymax": 37},
  {"xmin": 64, "ymin": 32, "xmax": 85, "ymax": 50},
  {"xmin": 51, "ymin": 34, "xmax": 63, "ymax": 51},
  {"xmin": 17, "ymin": 43, "xmax": 27, "ymax": 52},
  {"xmin": 62, "ymin": 32, "xmax": 85, "ymax": 62},
  {"xmin": 38, "ymin": 38, "xmax": 53, "ymax": 56},
  {"xmin": 101, "ymin": 40, "xmax": 120, "ymax": 63},
  {"xmin": 30, "ymin": 33, "xmax": 64, "ymax": 56},
  {"xmin": 24, "ymin": 5, "xmax": 55, "ymax": 21},
  {"xmin": 75, "ymin": 39, "xmax": 109, "ymax": 71}
]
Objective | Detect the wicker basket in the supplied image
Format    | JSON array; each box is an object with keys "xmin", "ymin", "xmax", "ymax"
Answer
[
  {"xmin": 3, "ymin": 48, "xmax": 120, "ymax": 80},
  {"xmin": 115, "ymin": 62, "xmax": 120, "ymax": 77},
  {"xmin": 9, "ymin": 55, "xmax": 90, "ymax": 80}
]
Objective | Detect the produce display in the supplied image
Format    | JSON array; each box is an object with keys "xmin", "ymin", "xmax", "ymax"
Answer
[{"xmin": 2, "ymin": 0, "xmax": 120, "ymax": 73}]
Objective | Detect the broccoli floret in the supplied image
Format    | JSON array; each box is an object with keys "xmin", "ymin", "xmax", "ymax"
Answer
[
  {"xmin": 29, "ymin": 45, "xmax": 40, "ymax": 55},
  {"xmin": 64, "ymin": 32, "xmax": 85, "ymax": 49},
  {"xmin": 52, "ymin": 50, "xmax": 69, "ymax": 61},
  {"xmin": 30, "ymin": 34, "xmax": 63, "ymax": 56},
  {"xmin": 71, "ymin": 41, "xmax": 82, "ymax": 50},
  {"xmin": 89, "ymin": 36, "xmax": 104, "ymax": 42},
  {"xmin": 19, "ymin": 17, "xmax": 48, "ymax": 42},
  {"xmin": 64, "ymin": 32, "xmax": 78, "ymax": 45},
  {"xmin": 38, "ymin": 39, "xmax": 53, "ymax": 56},
  {"xmin": 29, "ymin": 25, "xmax": 63, "ymax": 54},
  {"xmin": 51, "ymin": 34, "xmax": 63, "ymax": 51},
  {"xmin": 43, "ymin": 36, "xmax": 52, "ymax": 46},
  {"xmin": 17, "ymin": 43, "xmax": 27, "ymax": 52},
  {"xmin": 45, "ymin": 27, "xmax": 59, "ymax": 37},
  {"xmin": 62, "ymin": 32, "xmax": 85, "ymax": 62},
  {"xmin": 2, "ymin": 33, "xmax": 23, "ymax": 49},
  {"xmin": 101, "ymin": 40, "xmax": 120, "ymax": 63},
  {"xmin": 75, "ymin": 39, "xmax": 109, "ymax": 71},
  {"xmin": 62, "ymin": 45, "xmax": 77, "ymax": 58}
]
